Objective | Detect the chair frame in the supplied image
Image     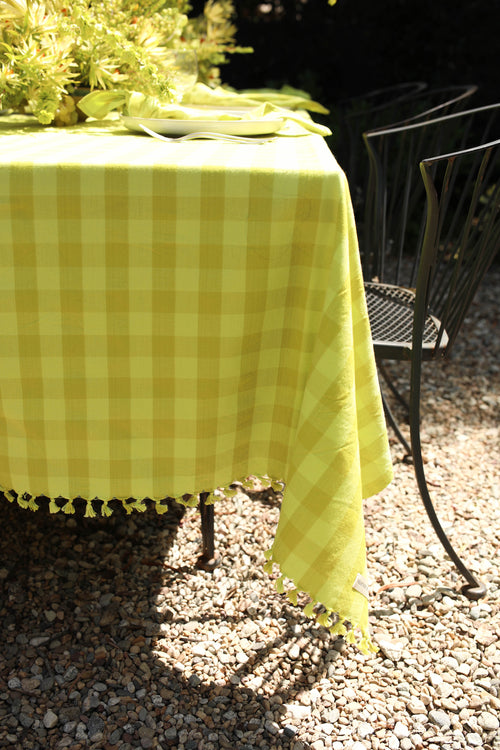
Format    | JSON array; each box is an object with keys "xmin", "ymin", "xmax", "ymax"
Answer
[
  {"xmin": 363, "ymin": 106, "xmax": 500, "ymax": 598},
  {"xmin": 334, "ymin": 82, "xmax": 428, "ymax": 193},
  {"xmin": 367, "ymin": 84, "xmax": 478, "ymax": 133},
  {"xmin": 341, "ymin": 83, "xmax": 477, "ymax": 224},
  {"xmin": 405, "ymin": 141, "xmax": 499, "ymax": 599}
]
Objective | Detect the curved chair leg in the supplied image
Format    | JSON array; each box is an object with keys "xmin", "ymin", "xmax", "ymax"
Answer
[
  {"xmin": 379, "ymin": 362, "xmax": 410, "ymax": 415},
  {"xmin": 380, "ymin": 387, "xmax": 412, "ymax": 457},
  {"xmin": 196, "ymin": 491, "xmax": 220, "ymax": 571},
  {"xmin": 409, "ymin": 356, "xmax": 487, "ymax": 600}
]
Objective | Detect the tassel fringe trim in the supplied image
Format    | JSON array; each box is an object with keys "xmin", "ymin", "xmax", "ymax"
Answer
[
  {"xmin": 264, "ymin": 550, "xmax": 378, "ymax": 655},
  {"xmin": 0, "ymin": 475, "xmax": 285, "ymax": 518},
  {"xmin": 1, "ymin": 475, "xmax": 374, "ymax": 654}
]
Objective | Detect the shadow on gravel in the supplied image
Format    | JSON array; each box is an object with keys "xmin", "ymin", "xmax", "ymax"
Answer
[{"xmin": 0, "ymin": 496, "xmax": 330, "ymax": 750}]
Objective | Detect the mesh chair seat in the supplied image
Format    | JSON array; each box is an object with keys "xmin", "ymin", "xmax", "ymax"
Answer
[{"xmin": 365, "ymin": 282, "xmax": 448, "ymax": 359}]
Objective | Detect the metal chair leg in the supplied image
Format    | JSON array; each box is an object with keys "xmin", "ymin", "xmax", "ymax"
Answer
[
  {"xmin": 409, "ymin": 356, "xmax": 487, "ymax": 600},
  {"xmin": 196, "ymin": 491, "xmax": 220, "ymax": 571},
  {"xmin": 380, "ymin": 387, "xmax": 412, "ymax": 457},
  {"xmin": 379, "ymin": 362, "xmax": 410, "ymax": 414}
]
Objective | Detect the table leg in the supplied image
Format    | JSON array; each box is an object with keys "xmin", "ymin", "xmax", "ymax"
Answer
[{"xmin": 196, "ymin": 491, "xmax": 220, "ymax": 571}]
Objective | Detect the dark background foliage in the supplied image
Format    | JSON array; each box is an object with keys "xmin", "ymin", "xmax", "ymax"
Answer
[{"xmin": 192, "ymin": 0, "xmax": 498, "ymax": 108}]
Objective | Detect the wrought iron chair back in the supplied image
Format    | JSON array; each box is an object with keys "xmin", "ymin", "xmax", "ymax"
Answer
[
  {"xmin": 337, "ymin": 83, "xmax": 477, "ymax": 223},
  {"xmin": 333, "ymin": 81, "xmax": 427, "ymax": 194},
  {"xmin": 368, "ymin": 84, "xmax": 478, "ymax": 133},
  {"xmin": 417, "ymin": 139, "xmax": 500, "ymax": 356},
  {"xmin": 362, "ymin": 103, "xmax": 499, "ymax": 287}
]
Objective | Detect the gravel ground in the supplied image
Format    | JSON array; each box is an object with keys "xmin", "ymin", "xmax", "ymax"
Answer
[{"xmin": 0, "ymin": 267, "xmax": 499, "ymax": 750}]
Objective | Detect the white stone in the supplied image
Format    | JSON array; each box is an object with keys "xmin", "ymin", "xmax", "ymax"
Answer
[
  {"xmin": 43, "ymin": 710, "xmax": 58, "ymax": 729},
  {"xmin": 407, "ymin": 698, "xmax": 427, "ymax": 714},
  {"xmin": 435, "ymin": 682, "xmax": 454, "ymax": 698},
  {"xmin": 358, "ymin": 722, "xmax": 375, "ymax": 738},
  {"xmin": 192, "ymin": 643, "xmax": 207, "ymax": 656},
  {"xmin": 406, "ymin": 584, "xmax": 422, "ymax": 598},
  {"xmin": 429, "ymin": 709, "xmax": 451, "ymax": 729},
  {"xmin": 429, "ymin": 672, "xmax": 444, "ymax": 687},
  {"xmin": 465, "ymin": 733, "xmax": 483, "ymax": 746},
  {"xmin": 309, "ymin": 688, "xmax": 321, "ymax": 704},
  {"xmin": 373, "ymin": 634, "xmax": 408, "ymax": 661},
  {"xmin": 319, "ymin": 723, "xmax": 335, "ymax": 736},
  {"xmin": 344, "ymin": 686, "xmax": 357, "ymax": 700},
  {"xmin": 284, "ymin": 704, "xmax": 312, "ymax": 720},
  {"xmin": 393, "ymin": 721, "xmax": 410, "ymax": 739},
  {"xmin": 478, "ymin": 711, "xmax": 500, "ymax": 731},
  {"xmin": 441, "ymin": 656, "xmax": 459, "ymax": 670}
]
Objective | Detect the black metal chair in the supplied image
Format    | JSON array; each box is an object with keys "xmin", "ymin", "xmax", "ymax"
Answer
[
  {"xmin": 336, "ymin": 83, "xmax": 478, "ymax": 223},
  {"xmin": 362, "ymin": 104, "xmax": 500, "ymax": 598},
  {"xmin": 367, "ymin": 84, "xmax": 478, "ymax": 133},
  {"xmin": 333, "ymin": 82, "xmax": 427, "ymax": 208},
  {"xmin": 356, "ymin": 86, "xmax": 480, "ymax": 275}
]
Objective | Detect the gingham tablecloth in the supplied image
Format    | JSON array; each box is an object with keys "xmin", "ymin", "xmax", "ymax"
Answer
[{"xmin": 0, "ymin": 115, "xmax": 392, "ymax": 651}]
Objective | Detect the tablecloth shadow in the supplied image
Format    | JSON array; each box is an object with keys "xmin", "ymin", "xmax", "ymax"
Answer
[{"xmin": 0, "ymin": 494, "xmax": 340, "ymax": 749}]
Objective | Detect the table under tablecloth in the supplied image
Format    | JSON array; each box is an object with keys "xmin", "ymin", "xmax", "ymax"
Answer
[{"xmin": 0, "ymin": 114, "xmax": 392, "ymax": 651}]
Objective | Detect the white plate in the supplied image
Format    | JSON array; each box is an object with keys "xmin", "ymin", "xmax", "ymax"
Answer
[{"xmin": 122, "ymin": 114, "xmax": 285, "ymax": 137}]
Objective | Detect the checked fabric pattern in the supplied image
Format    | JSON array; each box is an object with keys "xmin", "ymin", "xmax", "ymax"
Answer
[{"xmin": 0, "ymin": 116, "xmax": 392, "ymax": 650}]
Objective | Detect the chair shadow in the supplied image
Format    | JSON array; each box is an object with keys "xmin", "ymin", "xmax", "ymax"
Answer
[{"xmin": 0, "ymin": 492, "xmax": 338, "ymax": 749}]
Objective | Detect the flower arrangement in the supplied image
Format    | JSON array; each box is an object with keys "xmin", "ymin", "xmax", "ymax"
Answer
[{"xmin": 0, "ymin": 0, "xmax": 250, "ymax": 125}]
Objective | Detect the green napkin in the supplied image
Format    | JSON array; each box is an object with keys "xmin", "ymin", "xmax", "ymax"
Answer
[
  {"xmin": 182, "ymin": 83, "xmax": 330, "ymax": 114},
  {"xmin": 78, "ymin": 87, "xmax": 332, "ymax": 137}
]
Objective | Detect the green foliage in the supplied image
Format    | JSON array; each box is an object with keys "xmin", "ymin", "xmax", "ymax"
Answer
[{"xmin": 0, "ymin": 0, "xmax": 249, "ymax": 124}]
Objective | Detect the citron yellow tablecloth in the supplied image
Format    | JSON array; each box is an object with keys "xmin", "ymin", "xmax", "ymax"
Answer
[{"xmin": 0, "ymin": 115, "xmax": 392, "ymax": 651}]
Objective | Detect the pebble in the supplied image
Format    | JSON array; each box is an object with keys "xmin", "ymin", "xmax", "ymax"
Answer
[
  {"xmin": 358, "ymin": 721, "xmax": 375, "ymax": 738},
  {"xmin": 466, "ymin": 732, "xmax": 483, "ymax": 746},
  {"xmin": 43, "ymin": 709, "xmax": 58, "ymax": 729},
  {"xmin": 264, "ymin": 720, "xmax": 280, "ymax": 735},
  {"xmin": 407, "ymin": 698, "xmax": 427, "ymax": 714},
  {"xmin": 393, "ymin": 721, "xmax": 410, "ymax": 739},
  {"xmin": 88, "ymin": 713, "xmax": 105, "ymax": 739},
  {"xmin": 319, "ymin": 722, "xmax": 335, "ymax": 735},
  {"xmin": 285, "ymin": 704, "xmax": 312, "ymax": 720},
  {"xmin": 429, "ymin": 709, "xmax": 451, "ymax": 729},
  {"xmin": 19, "ymin": 712, "xmax": 34, "ymax": 729},
  {"xmin": 478, "ymin": 711, "xmax": 499, "ymax": 731},
  {"xmin": 29, "ymin": 635, "xmax": 50, "ymax": 647},
  {"xmin": 406, "ymin": 584, "xmax": 422, "ymax": 598},
  {"xmin": 0, "ymin": 277, "xmax": 499, "ymax": 750}
]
